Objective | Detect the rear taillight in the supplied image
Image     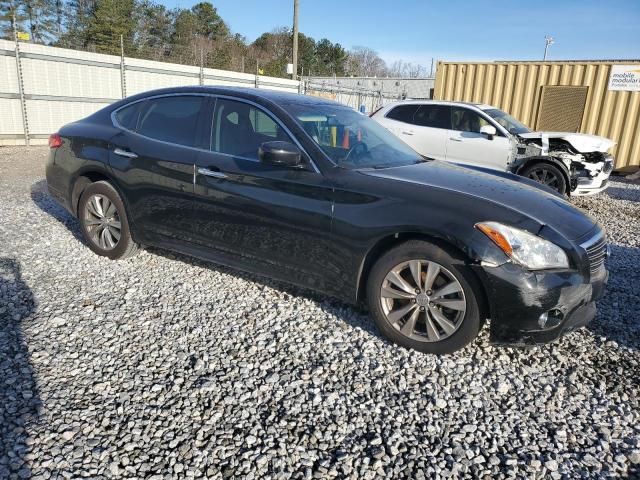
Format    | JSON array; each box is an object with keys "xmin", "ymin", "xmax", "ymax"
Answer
[{"xmin": 48, "ymin": 133, "xmax": 62, "ymax": 149}]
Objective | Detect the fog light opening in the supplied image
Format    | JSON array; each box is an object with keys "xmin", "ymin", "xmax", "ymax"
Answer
[{"xmin": 538, "ymin": 309, "xmax": 564, "ymax": 328}]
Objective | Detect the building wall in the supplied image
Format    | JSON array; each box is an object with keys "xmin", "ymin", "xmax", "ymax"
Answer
[
  {"xmin": 0, "ymin": 39, "xmax": 300, "ymax": 146},
  {"xmin": 434, "ymin": 61, "xmax": 640, "ymax": 171}
]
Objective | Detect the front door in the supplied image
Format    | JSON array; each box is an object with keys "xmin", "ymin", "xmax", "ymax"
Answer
[
  {"xmin": 191, "ymin": 97, "xmax": 335, "ymax": 293},
  {"xmin": 108, "ymin": 94, "xmax": 210, "ymax": 245},
  {"xmin": 445, "ymin": 106, "xmax": 511, "ymax": 171}
]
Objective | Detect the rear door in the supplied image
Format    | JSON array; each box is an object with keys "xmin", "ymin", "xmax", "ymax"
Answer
[
  {"xmin": 405, "ymin": 104, "xmax": 451, "ymax": 160},
  {"xmin": 376, "ymin": 104, "xmax": 449, "ymax": 160},
  {"xmin": 445, "ymin": 106, "xmax": 511, "ymax": 170},
  {"xmin": 377, "ymin": 104, "xmax": 419, "ymax": 137},
  {"xmin": 108, "ymin": 94, "xmax": 210, "ymax": 244},
  {"xmin": 191, "ymin": 97, "xmax": 336, "ymax": 292}
]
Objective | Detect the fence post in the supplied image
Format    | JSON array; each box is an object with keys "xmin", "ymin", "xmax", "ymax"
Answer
[
  {"xmin": 120, "ymin": 34, "xmax": 126, "ymax": 98},
  {"xmin": 199, "ymin": 47, "xmax": 204, "ymax": 86},
  {"xmin": 255, "ymin": 60, "xmax": 259, "ymax": 89},
  {"xmin": 13, "ymin": 15, "xmax": 29, "ymax": 146}
]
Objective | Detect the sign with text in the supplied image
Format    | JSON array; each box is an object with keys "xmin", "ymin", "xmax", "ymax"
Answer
[{"xmin": 608, "ymin": 65, "xmax": 640, "ymax": 91}]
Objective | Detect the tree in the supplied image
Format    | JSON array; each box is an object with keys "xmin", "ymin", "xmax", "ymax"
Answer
[
  {"xmin": 24, "ymin": 0, "xmax": 59, "ymax": 43},
  {"xmin": 1, "ymin": 0, "xmax": 58, "ymax": 43},
  {"xmin": 251, "ymin": 27, "xmax": 291, "ymax": 77},
  {"xmin": 191, "ymin": 1, "xmax": 227, "ymax": 41},
  {"xmin": 296, "ymin": 32, "xmax": 315, "ymax": 76},
  {"xmin": 57, "ymin": 0, "xmax": 96, "ymax": 49},
  {"xmin": 85, "ymin": 0, "xmax": 136, "ymax": 55},
  {"xmin": 346, "ymin": 46, "xmax": 387, "ymax": 77},
  {"xmin": 135, "ymin": 0, "xmax": 172, "ymax": 60},
  {"xmin": 0, "ymin": 0, "xmax": 26, "ymax": 39},
  {"xmin": 388, "ymin": 60, "xmax": 427, "ymax": 78},
  {"xmin": 315, "ymin": 38, "xmax": 347, "ymax": 76}
]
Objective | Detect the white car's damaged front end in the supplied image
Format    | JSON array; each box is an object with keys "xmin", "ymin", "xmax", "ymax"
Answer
[{"xmin": 515, "ymin": 132, "xmax": 615, "ymax": 196}]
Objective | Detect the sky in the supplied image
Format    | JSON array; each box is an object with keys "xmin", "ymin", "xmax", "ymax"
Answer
[{"xmin": 164, "ymin": 0, "xmax": 640, "ymax": 67}]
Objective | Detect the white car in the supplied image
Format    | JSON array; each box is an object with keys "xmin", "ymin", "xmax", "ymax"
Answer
[{"xmin": 371, "ymin": 100, "xmax": 615, "ymax": 196}]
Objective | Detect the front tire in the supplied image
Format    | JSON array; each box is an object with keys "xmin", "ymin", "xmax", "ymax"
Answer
[
  {"xmin": 78, "ymin": 180, "xmax": 139, "ymax": 260},
  {"xmin": 366, "ymin": 240, "xmax": 483, "ymax": 354},
  {"xmin": 521, "ymin": 162, "xmax": 567, "ymax": 195}
]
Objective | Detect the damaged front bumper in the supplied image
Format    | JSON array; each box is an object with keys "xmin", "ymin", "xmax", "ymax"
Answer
[
  {"xmin": 572, "ymin": 155, "xmax": 614, "ymax": 196},
  {"xmin": 475, "ymin": 262, "xmax": 608, "ymax": 346}
]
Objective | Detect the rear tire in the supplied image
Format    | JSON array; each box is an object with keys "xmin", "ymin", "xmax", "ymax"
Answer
[
  {"xmin": 366, "ymin": 240, "xmax": 483, "ymax": 354},
  {"xmin": 78, "ymin": 180, "xmax": 139, "ymax": 260},
  {"xmin": 521, "ymin": 162, "xmax": 567, "ymax": 195}
]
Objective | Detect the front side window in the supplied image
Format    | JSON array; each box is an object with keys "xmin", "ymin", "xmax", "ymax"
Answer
[
  {"xmin": 413, "ymin": 105, "xmax": 451, "ymax": 129},
  {"xmin": 451, "ymin": 107, "xmax": 491, "ymax": 134},
  {"xmin": 137, "ymin": 96, "xmax": 206, "ymax": 147},
  {"xmin": 286, "ymin": 103, "xmax": 423, "ymax": 169},
  {"xmin": 212, "ymin": 99, "xmax": 292, "ymax": 159}
]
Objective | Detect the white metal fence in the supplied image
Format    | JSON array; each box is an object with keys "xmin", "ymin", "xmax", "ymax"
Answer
[
  {"xmin": 303, "ymin": 76, "xmax": 435, "ymax": 113},
  {"xmin": 0, "ymin": 39, "xmax": 300, "ymax": 146}
]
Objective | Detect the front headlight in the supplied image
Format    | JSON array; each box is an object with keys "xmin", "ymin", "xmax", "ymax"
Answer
[{"xmin": 476, "ymin": 221, "xmax": 569, "ymax": 270}]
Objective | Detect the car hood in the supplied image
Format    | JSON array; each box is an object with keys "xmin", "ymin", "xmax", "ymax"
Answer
[
  {"xmin": 360, "ymin": 161, "xmax": 596, "ymax": 240},
  {"xmin": 518, "ymin": 131, "xmax": 615, "ymax": 153}
]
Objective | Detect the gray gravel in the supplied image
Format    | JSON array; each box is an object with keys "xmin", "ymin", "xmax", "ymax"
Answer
[{"xmin": 1, "ymin": 146, "xmax": 639, "ymax": 479}]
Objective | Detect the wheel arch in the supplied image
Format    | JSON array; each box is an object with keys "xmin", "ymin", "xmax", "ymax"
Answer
[
  {"xmin": 70, "ymin": 169, "xmax": 139, "ymax": 243},
  {"xmin": 355, "ymin": 232, "xmax": 490, "ymax": 320},
  {"xmin": 515, "ymin": 156, "xmax": 572, "ymax": 194},
  {"xmin": 70, "ymin": 170, "xmax": 114, "ymax": 216}
]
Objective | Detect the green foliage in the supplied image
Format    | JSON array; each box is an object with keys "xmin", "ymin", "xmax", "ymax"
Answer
[
  {"xmin": 0, "ymin": 1, "xmax": 26, "ymax": 39},
  {"xmin": 191, "ymin": 1, "xmax": 227, "ymax": 40},
  {"xmin": 0, "ymin": 0, "xmax": 58, "ymax": 42},
  {"xmin": 0, "ymin": 1, "xmax": 404, "ymax": 78},
  {"xmin": 86, "ymin": 0, "xmax": 136, "ymax": 55}
]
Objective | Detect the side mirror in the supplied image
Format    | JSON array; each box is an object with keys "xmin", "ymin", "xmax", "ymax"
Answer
[
  {"xmin": 259, "ymin": 141, "xmax": 302, "ymax": 168},
  {"xmin": 480, "ymin": 125, "xmax": 497, "ymax": 140}
]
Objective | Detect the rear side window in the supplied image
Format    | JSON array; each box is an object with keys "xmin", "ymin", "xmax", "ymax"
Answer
[
  {"xmin": 413, "ymin": 105, "xmax": 451, "ymax": 129},
  {"xmin": 114, "ymin": 104, "xmax": 139, "ymax": 130},
  {"xmin": 385, "ymin": 104, "xmax": 420, "ymax": 124},
  {"xmin": 137, "ymin": 96, "xmax": 206, "ymax": 147}
]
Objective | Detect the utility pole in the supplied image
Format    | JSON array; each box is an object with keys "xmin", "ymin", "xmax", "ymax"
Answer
[
  {"xmin": 292, "ymin": 0, "xmax": 299, "ymax": 80},
  {"xmin": 543, "ymin": 36, "xmax": 554, "ymax": 61}
]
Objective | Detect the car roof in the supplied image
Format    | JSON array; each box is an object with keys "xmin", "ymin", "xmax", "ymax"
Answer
[
  {"xmin": 121, "ymin": 85, "xmax": 344, "ymax": 109},
  {"xmin": 383, "ymin": 99, "xmax": 498, "ymax": 110}
]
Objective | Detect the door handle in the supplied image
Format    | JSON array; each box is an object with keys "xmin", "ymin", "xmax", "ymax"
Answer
[
  {"xmin": 197, "ymin": 167, "xmax": 227, "ymax": 179},
  {"xmin": 113, "ymin": 148, "xmax": 138, "ymax": 159},
  {"xmin": 401, "ymin": 131, "xmax": 414, "ymax": 136},
  {"xmin": 449, "ymin": 137, "xmax": 463, "ymax": 142}
]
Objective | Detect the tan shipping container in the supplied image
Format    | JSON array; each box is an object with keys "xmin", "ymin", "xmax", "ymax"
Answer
[{"xmin": 434, "ymin": 61, "xmax": 640, "ymax": 171}]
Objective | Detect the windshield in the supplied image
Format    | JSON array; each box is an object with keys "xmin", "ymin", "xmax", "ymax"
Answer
[
  {"xmin": 286, "ymin": 103, "xmax": 423, "ymax": 169},
  {"xmin": 483, "ymin": 108, "xmax": 531, "ymax": 135}
]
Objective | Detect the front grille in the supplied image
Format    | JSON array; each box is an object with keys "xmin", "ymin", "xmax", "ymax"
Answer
[{"xmin": 584, "ymin": 234, "xmax": 607, "ymax": 275}]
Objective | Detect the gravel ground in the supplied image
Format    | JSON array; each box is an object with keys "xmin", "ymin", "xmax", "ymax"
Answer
[{"xmin": 0, "ymin": 146, "xmax": 638, "ymax": 479}]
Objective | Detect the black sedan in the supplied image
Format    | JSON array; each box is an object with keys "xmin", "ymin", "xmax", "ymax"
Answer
[{"xmin": 45, "ymin": 87, "xmax": 608, "ymax": 354}]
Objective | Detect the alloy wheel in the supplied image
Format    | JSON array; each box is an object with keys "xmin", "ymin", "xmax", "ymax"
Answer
[
  {"xmin": 526, "ymin": 167, "xmax": 561, "ymax": 189},
  {"xmin": 380, "ymin": 260, "xmax": 466, "ymax": 342},
  {"xmin": 84, "ymin": 194, "xmax": 122, "ymax": 250}
]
